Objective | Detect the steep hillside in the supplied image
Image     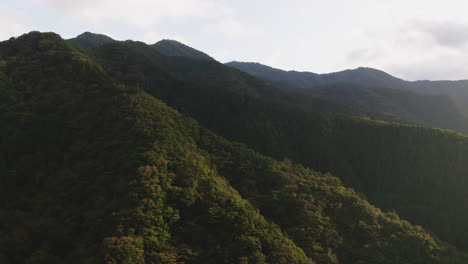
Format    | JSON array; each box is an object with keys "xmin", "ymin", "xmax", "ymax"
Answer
[
  {"xmin": 72, "ymin": 36, "xmax": 468, "ymax": 252},
  {"xmin": 226, "ymin": 62, "xmax": 468, "ymax": 132},
  {"xmin": 3, "ymin": 32, "xmax": 466, "ymax": 263}
]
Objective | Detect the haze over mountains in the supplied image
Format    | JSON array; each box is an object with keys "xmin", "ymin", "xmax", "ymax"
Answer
[
  {"xmin": 3, "ymin": 31, "xmax": 468, "ymax": 264},
  {"xmin": 227, "ymin": 61, "xmax": 468, "ymax": 131},
  {"xmin": 226, "ymin": 61, "xmax": 468, "ymax": 103},
  {"xmin": 227, "ymin": 61, "xmax": 468, "ymax": 89}
]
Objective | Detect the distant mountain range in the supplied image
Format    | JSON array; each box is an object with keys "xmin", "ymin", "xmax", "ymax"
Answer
[
  {"xmin": 226, "ymin": 61, "xmax": 468, "ymax": 93},
  {"xmin": 226, "ymin": 61, "xmax": 468, "ymax": 132}
]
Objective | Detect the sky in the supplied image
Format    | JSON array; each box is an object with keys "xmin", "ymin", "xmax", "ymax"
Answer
[{"xmin": 2, "ymin": 0, "xmax": 468, "ymax": 80}]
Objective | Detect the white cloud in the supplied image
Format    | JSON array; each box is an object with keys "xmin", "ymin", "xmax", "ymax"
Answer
[
  {"xmin": 136, "ymin": 30, "xmax": 188, "ymax": 45},
  {"xmin": 39, "ymin": 0, "xmax": 255, "ymax": 59},
  {"xmin": 336, "ymin": 18, "xmax": 468, "ymax": 80},
  {"xmin": 410, "ymin": 20, "xmax": 468, "ymax": 48},
  {"xmin": 43, "ymin": 0, "xmax": 232, "ymax": 27},
  {"xmin": 0, "ymin": 8, "xmax": 30, "ymax": 40}
]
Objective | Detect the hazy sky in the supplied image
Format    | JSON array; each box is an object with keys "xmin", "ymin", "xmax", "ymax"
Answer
[{"xmin": 2, "ymin": 0, "xmax": 468, "ymax": 80}]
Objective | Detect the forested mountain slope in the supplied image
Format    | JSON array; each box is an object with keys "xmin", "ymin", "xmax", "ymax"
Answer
[
  {"xmin": 3, "ymin": 32, "xmax": 466, "ymax": 263},
  {"xmin": 67, "ymin": 34, "xmax": 468, "ymax": 253},
  {"xmin": 226, "ymin": 62, "xmax": 468, "ymax": 132}
]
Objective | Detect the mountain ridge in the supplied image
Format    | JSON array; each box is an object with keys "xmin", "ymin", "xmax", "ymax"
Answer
[
  {"xmin": 226, "ymin": 61, "xmax": 468, "ymax": 84},
  {"xmin": 226, "ymin": 61, "xmax": 468, "ymax": 132}
]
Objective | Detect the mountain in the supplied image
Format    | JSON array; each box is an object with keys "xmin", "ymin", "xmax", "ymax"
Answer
[
  {"xmin": 225, "ymin": 62, "xmax": 406, "ymax": 89},
  {"xmin": 5, "ymin": 32, "xmax": 468, "ymax": 263},
  {"xmin": 226, "ymin": 62, "xmax": 468, "ymax": 133},
  {"xmin": 151, "ymin": 39, "xmax": 215, "ymax": 61},
  {"xmin": 67, "ymin": 31, "xmax": 117, "ymax": 50},
  {"xmin": 228, "ymin": 62, "xmax": 468, "ymax": 109},
  {"xmin": 68, "ymin": 32, "xmax": 215, "ymax": 62},
  {"xmin": 63, "ymin": 33, "xmax": 468, "ymax": 253}
]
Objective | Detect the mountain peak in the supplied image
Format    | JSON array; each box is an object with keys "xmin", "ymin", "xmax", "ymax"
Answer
[
  {"xmin": 67, "ymin": 31, "xmax": 116, "ymax": 50},
  {"xmin": 351, "ymin": 66, "xmax": 399, "ymax": 78},
  {"xmin": 227, "ymin": 61, "xmax": 408, "ymax": 90},
  {"xmin": 227, "ymin": 61, "xmax": 282, "ymax": 70},
  {"xmin": 157, "ymin": 39, "xmax": 183, "ymax": 44},
  {"xmin": 151, "ymin": 39, "xmax": 215, "ymax": 61},
  {"xmin": 321, "ymin": 66, "xmax": 406, "ymax": 87}
]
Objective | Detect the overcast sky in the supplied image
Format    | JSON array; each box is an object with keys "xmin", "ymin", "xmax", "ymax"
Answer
[{"xmin": 2, "ymin": 0, "xmax": 468, "ymax": 80}]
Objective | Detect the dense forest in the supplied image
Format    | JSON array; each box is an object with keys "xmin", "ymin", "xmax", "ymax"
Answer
[
  {"xmin": 2, "ymin": 31, "xmax": 468, "ymax": 263},
  {"xmin": 65, "ymin": 32, "xmax": 468, "ymax": 253}
]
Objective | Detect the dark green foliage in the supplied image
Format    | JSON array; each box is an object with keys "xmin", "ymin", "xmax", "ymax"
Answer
[
  {"xmin": 103, "ymin": 236, "xmax": 145, "ymax": 264},
  {"xmin": 75, "ymin": 37, "xmax": 468, "ymax": 253}
]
